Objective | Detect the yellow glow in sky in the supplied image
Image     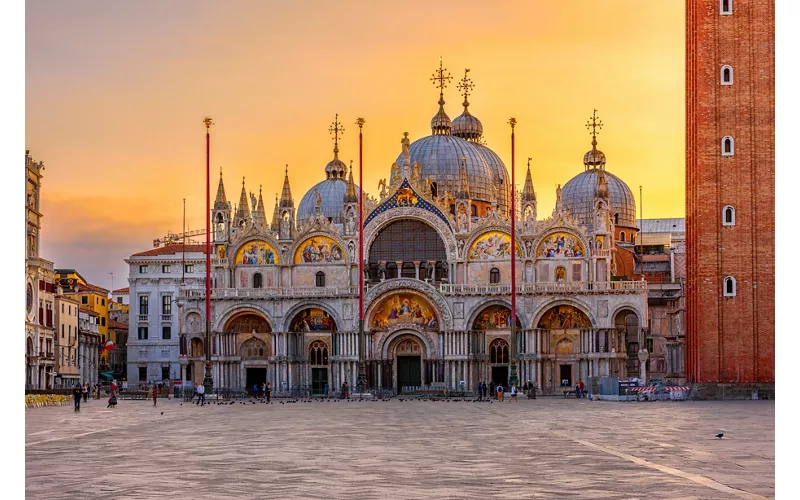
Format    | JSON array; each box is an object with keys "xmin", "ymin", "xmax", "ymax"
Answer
[{"xmin": 25, "ymin": 0, "xmax": 684, "ymax": 288}]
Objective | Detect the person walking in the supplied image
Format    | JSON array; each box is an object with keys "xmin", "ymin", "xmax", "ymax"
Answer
[
  {"xmin": 73, "ymin": 384, "xmax": 82, "ymax": 412},
  {"xmin": 477, "ymin": 381, "xmax": 483, "ymax": 401},
  {"xmin": 81, "ymin": 383, "xmax": 88, "ymax": 402},
  {"xmin": 265, "ymin": 382, "xmax": 271, "ymax": 403},
  {"xmin": 510, "ymin": 384, "xmax": 518, "ymax": 402},
  {"xmin": 497, "ymin": 384, "xmax": 504, "ymax": 402},
  {"xmin": 196, "ymin": 382, "xmax": 205, "ymax": 406},
  {"xmin": 578, "ymin": 379, "xmax": 586, "ymax": 399},
  {"xmin": 489, "ymin": 381, "xmax": 496, "ymax": 400},
  {"xmin": 152, "ymin": 383, "xmax": 159, "ymax": 406}
]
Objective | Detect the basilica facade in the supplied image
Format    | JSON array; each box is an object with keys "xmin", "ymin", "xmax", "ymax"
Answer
[{"xmin": 174, "ymin": 73, "xmax": 648, "ymax": 395}]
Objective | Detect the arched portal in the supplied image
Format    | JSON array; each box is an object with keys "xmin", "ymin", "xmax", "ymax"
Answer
[
  {"xmin": 537, "ymin": 305, "xmax": 592, "ymax": 329},
  {"xmin": 309, "ymin": 340, "xmax": 330, "ymax": 394},
  {"xmin": 472, "ymin": 305, "xmax": 522, "ymax": 330},
  {"xmin": 615, "ymin": 309, "xmax": 641, "ymax": 379},
  {"xmin": 289, "ymin": 308, "xmax": 337, "ymax": 332},
  {"xmin": 387, "ymin": 333, "xmax": 425, "ymax": 394},
  {"xmin": 367, "ymin": 220, "xmax": 447, "ymax": 282},
  {"xmin": 224, "ymin": 312, "xmax": 272, "ymax": 334},
  {"xmin": 369, "ymin": 292, "xmax": 439, "ymax": 331},
  {"xmin": 488, "ymin": 338, "xmax": 510, "ymax": 388}
]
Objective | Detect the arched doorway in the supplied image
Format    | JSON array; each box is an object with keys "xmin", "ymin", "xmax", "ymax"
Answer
[
  {"xmin": 488, "ymin": 338, "xmax": 510, "ymax": 388},
  {"xmin": 367, "ymin": 220, "xmax": 447, "ymax": 283},
  {"xmin": 615, "ymin": 309, "xmax": 640, "ymax": 379},
  {"xmin": 188, "ymin": 338, "xmax": 204, "ymax": 384},
  {"xmin": 308, "ymin": 340, "xmax": 329, "ymax": 394},
  {"xmin": 241, "ymin": 337, "xmax": 269, "ymax": 394},
  {"xmin": 289, "ymin": 308, "xmax": 337, "ymax": 332},
  {"xmin": 389, "ymin": 334, "xmax": 424, "ymax": 393},
  {"xmin": 537, "ymin": 304, "xmax": 592, "ymax": 389}
]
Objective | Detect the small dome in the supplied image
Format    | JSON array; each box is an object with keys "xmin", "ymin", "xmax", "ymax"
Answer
[
  {"xmin": 325, "ymin": 157, "xmax": 347, "ymax": 180},
  {"xmin": 583, "ymin": 148, "xmax": 606, "ymax": 168},
  {"xmin": 297, "ymin": 178, "xmax": 360, "ymax": 227},
  {"xmin": 452, "ymin": 107, "xmax": 483, "ymax": 141},
  {"xmin": 430, "ymin": 94, "xmax": 452, "ymax": 135},
  {"xmin": 561, "ymin": 169, "xmax": 636, "ymax": 229}
]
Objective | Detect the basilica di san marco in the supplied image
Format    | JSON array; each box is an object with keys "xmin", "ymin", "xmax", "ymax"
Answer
[{"xmin": 175, "ymin": 69, "xmax": 648, "ymax": 397}]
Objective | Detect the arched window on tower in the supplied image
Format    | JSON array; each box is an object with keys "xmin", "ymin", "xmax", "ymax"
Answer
[
  {"xmin": 316, "ymin": 271, "xmax": 326, "ymax": 288},
  {"xmin": 614, "ymin": 213, "xmax": 619, "ymax": 225},
  {"xmin": 489, "ymin": 268, "xmax": 500, "ymax": 284},
  {"xmin": 471, "ymin": 204, "xmax": 478, "ymax": 217},
  {"xmin": 720, "ymin": 0, "xmax": 732, "ymax": 15},
  {"xmin": 722, "ymin": 136, "xmax": 735, "ymax": 156},
  {"xmin": 721, "ymin": 65, "xmax": 733, "ymax": 85},
  {"xmin": 619, "ymin": 231, "xmax": 626, "ymax": 242},
  {"xmin": 723, "ymin": 276, "xmax": 737, "ymax": 297},
  {"xmin": 253, "ymin": 273, "xmax": 263, "ymax": 289},
  {"xmin": 722, "ymin": 205, "xmax": 736, "ymax": 226}
]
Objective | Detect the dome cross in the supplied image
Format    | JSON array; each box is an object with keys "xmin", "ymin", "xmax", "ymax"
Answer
[
  {"xmin": 586, "ymin": 109, "xmax": 603, "ymax": 149},
  {"xmin": 457, "ymin": 68, "xmax": 474, "ymax": 106},
  {"xmin": 329, "ymin": 113, "xmax": 345, "ymax": 157},
  {"xmin": 430, "ymin": 56, "xmax": 453, "ymax": 93}
]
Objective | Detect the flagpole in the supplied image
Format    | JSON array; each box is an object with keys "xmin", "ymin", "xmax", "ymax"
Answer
[
  {"xmin": 356, "ymin": 117, "xmax": 366, "ymax": 395},
  {"xmin": 203, "ymin": 117, "xmax": 214, "ymax": 392},
  {"xmin": 508, "ymin": 117, "xmax": 519, "ymax": 388}
]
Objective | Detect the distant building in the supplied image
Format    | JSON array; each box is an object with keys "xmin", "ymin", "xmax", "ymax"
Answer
[
  {"xmin": 54, "ymin": 293, "xmax": 80, "ymax": 388},
  {"xmin": 108, "ymin": 319, "xmax": 129, "ymax": 380},
  {"xmin": 635, "ymin": 218, "xmax": 686, "ymax": 383},
  {"xmin": 25, "ymin": 150, "xmax": 57, "ymax": 390},
  {"xmin": 125, "ymin": 244, "xmax": 206, "ymax": 387},
  {"xmin": 78, "ymin": 308, "xmax": 101, "ymax": 386}
]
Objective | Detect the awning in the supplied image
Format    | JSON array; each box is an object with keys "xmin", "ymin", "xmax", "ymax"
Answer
[{"xmin": 99, "ymin": 372, "xmax": 114, "ymax": 380}]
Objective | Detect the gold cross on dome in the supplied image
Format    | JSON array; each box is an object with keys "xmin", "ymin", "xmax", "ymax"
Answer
[
  {"xmin": 430, "ymin": 56, "xmax": 453, "ymax": 92},
  {"xmin": 457, "ymin": 69, "xmax": 474, "ymax": 103},
  {"xmin": 329, "ymin": 113, "xmax": 344, "ymax": 146},
  {"xmin": 586, "ymin": 109, "xmax": 603, "ymax": 141}
]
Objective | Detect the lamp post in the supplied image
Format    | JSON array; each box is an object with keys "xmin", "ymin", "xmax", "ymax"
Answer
[
  {"xmin": 203, "ymin": 117, "xmax": 214, "ymax": 392},
  {"xmin": 355, "ymin": 117, "xmax": 366, "ymax": 395}
]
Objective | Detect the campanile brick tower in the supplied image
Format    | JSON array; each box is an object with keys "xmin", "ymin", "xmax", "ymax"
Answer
[{"xmin": 686, "ymin": 0, "xmax": 774, "ymax": 385}]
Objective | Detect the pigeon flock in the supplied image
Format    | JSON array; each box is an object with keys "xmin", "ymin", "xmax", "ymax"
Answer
[{"xmin": 172, "ymin": 396, "xmax": 498, "ymax": 407}]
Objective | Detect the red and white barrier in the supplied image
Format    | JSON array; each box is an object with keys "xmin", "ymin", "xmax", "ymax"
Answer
[{"xmin": 665, "ymin": 386, "xmax": 690, "ymax": 391}]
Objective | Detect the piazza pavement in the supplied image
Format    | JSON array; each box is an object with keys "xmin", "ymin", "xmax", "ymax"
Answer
[{"xmin": 26, "ymin": 396, "xmax": 774, "ymax": 499}]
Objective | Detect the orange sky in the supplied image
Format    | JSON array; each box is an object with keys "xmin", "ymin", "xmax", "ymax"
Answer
[{"xmin": 25, "ymin": 0, "xmax": 685, "ymax": 290}]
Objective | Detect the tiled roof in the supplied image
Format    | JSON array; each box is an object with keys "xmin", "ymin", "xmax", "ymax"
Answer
[
  {"xmin": 108, "ymin": 319, "xmax": 128, "ymax": 329},
  {"xmin": 636, "ymin": 218, "xmax": 685, "ymax": 234},
  {"xmin": 78, "ymin": 307, "xmax": 99, "ymax": 316},
  {"xmin": 113, "ymin": 287, "xmax": 129, "ymax": 293},
  {"xmin": 77, "ymin": 282, "xmax": 109, "ymax": 294},
  {"xmin": 132, "ymin": 243, "xmax": 208, "ymax": 257}
]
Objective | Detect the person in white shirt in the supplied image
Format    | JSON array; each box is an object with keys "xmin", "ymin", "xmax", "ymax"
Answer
[
  {"xmin": 510, "ymin": 385, "xmax": 518, "ymax": 402},
  {"xmin": 196, "ymin": 383, "xmax": 205, "ymax": 406}
]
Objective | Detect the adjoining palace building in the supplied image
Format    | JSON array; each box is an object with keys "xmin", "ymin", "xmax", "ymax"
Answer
[{"xmin": 127, "ymin": 70, "xmax": 656, "ymax": 395}]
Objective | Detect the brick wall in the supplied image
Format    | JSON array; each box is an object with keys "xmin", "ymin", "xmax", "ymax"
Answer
[{"xmin": 685, "ymin": 0, "xmax": 774, "ymax": 383}]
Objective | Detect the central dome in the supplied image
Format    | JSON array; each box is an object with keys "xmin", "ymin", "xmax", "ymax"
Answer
[
  {"xmin": 297, "ymin": 178, "xmax": 360, "ymax": 227},
  {"xmin": 561, "ymin": 169, "xmax": 636, "ymax": 229}
]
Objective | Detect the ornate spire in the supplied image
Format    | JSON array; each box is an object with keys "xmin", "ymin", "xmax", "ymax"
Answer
[
  {"xmin": 254, "ymin": 185, "xmax": 267, "ymax": 226},
  {"xmin": 584, "ymin": 109, "xmax": 607, "ymax": 170},
  {"xmin": 235, "ymin": 177, "xmax": 251, "ymax": 221},
  {"xmin": 271, "ymin": 193, "xmax": 280, "ymax": 232},
  {"xmin": 344, "ymin": 160, "xmax": 358, "ymax": 203},
  {"xmin": 280, "ymin": 164, "xmax": 294, "ymax": 207},
  {"xmin": 522, "ymin": 157, "xmax": 536, "ymax": 202},
  {"xmin": 457, "ymin": 155, "xmax": 470, "ymax": 199},
  {"xmin": 325, "ymin": 114, "xmax": 347, "ymax": 179},
  {"xmin": 214, "ymin": 166, "xmax": 228, "ymax": 209},
  {"xmin": 430, "ymin": 57, "xmax": 453, "ymax": 135}
]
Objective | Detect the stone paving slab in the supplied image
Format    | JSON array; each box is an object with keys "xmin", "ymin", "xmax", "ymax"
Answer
[{"xmin": 26, "ymin": 398, "xmax": 774, "ymax": 499}]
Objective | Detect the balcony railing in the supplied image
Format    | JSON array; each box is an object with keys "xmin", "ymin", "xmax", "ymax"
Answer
[
  {"xmin": 161, "ymin": 314, "xmax": 172, "ymax": 323},
  {"xmin": 440, "ymin": 281, "xmax": 648, "ymax": 295},
  {"xmin": 179, "ymin": 286, "xmax": 359, "ymax": 300},
  {"xmin": 138, "ymin": 314, "xmax": 149, "ymax": 323}
]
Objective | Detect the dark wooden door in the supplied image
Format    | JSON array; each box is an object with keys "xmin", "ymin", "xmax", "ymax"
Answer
[
  {"xmin": 312, "ymin": 368, "xmax": 328, "ymax": 395},
  {"xmin": 397, "ymin": 356, "xmax": 421, "ymax": 393}
]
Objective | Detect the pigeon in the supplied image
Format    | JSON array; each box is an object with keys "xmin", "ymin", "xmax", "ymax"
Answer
[
  {"xmin": 160, "ymin": 412, "xmax": 164, "ymax": 415},
  {"xmin": 716, "ymin": 433, "xmax": 724, "ymax": 439}
]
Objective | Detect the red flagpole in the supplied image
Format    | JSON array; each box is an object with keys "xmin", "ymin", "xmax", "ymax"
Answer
[
  {"xmin": 203, "ymin": 117, "xmax": 214, "ymax": 391},
  {"xmin": 509, "ymin": 117, "xmax": 518, "ymax": 387},
  {"xmin": 356, "ymin": 117, "xmax": 366, "ymax": 393}
]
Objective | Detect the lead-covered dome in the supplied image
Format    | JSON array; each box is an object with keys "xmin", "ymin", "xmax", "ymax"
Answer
[
  {"xmin": 297, "ymin": 179, "xmax": 352, "ymax": 226},
  {"xmin": 561, "ymin": 168, "xmax": 636, "ymax": 229}
]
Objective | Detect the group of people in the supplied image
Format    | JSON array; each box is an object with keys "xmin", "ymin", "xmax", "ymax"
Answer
[
  {"xmin": 72, "ymin": 382, "xmax": 118, "ymax": 411},
  {"xmin": 249, "ymin": 382, "xmax": 272, "ymax": 402},
  {"xmin": 476, "ymin": 381, "xmax": 521, "ymax": 402}
]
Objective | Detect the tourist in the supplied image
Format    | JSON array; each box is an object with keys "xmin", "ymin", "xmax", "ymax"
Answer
[
  {"xmin": 82, "ymin": 383, "xmax": 88, "ymax": 402},
  {"xmin": 107, "ymin": 393, "xmax": 117, "ymax": 408},
  {"xmin": 196, "ymin": 382, "xmax": 205, "ymax": 406},
  {"xmin": 152, "ymin": 384, "xmax": 159, "ymax": 406},
  {"xmin": 261, "ymin": 383, "xmax": 266, "ymax": 398},
  {"xmin": 510, "ymin": 385, "xmax": 518, "ymax": 402},
  {"xmin": 497, "ymin": 384, "xmax": 504, "ymax": 402},
  {"xmin": 489, "ymin": 381, "xmax": 496, "ymax": 400},
  {"xmin": 253, "ymin": 384, "xmax": 259, "ymax": 396},
  {"xmin": 72, "ymin": 384, "xmax": 82, "ymax": 412},
  {"xmin": 578, "ymin": 379, "xmax": 586, "ymax": 399},
  {"xmin": 341, "ymin": 381, "xmax": 349, "ymax": 399},
  {"xmin": 265, "ymin": 382, "xmax": 271, "ymax": 403},
  {"xmin": 477, "ymin": 381, "xmax": 483, "ymax": 401},
  {"xmin": 111, "ymin": 380, "xmax": 117, "ymax": 395}
]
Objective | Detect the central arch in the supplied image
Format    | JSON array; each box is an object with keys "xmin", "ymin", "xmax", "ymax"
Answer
[
  {"xmin": 366, "ymin": 219, "xmax": 448, "ymax": 281},
  {"xmin": 223, "ymin": 312, "xmax": 272, "ymax": 334}
]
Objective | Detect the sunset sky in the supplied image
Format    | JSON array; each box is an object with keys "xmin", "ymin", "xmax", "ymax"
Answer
[{"xmin": 25, "ymin": 0, "xmax": 685, "ymax": 291}]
